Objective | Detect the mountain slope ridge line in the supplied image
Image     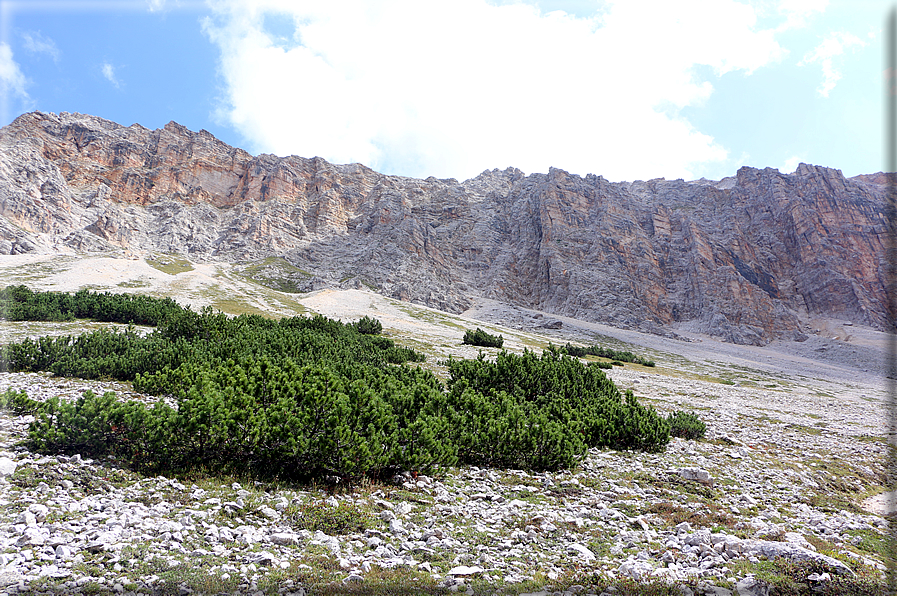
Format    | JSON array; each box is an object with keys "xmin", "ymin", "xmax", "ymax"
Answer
[{"xmin": 0, "ymin": 110, "xmax": 889, "ymax": 345}]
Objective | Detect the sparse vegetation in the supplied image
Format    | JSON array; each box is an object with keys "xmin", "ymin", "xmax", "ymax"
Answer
[
  {"xmin": 237, "ymin": 256, "xmax": 313, "ymax": 293},
  {"xmin": 145, "ymin": 254, "xmax": 194, "ymax": 275},
  {"xmin": 558, "ymin": 342, "xmax": 656, "ymax": 367}
]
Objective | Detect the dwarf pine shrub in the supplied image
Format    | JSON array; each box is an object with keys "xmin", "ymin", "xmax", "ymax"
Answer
[
  {"xmin": 3, "ymin": 287, "xmax": 699, "ymax": 480},
  {"xmin": 462, "ymin": 327, "xmax": 503, "ymax": 348},
  {"xmin": 353, "ymin": 315, "xmax": 383, "ymax": 335},
  {"xmin": 667, "ymin": 410, "xmax": 707, "ymax": 440},
  {"xmin": 558, "ymin": 342, "xmax": 655, "ymax": 367}
]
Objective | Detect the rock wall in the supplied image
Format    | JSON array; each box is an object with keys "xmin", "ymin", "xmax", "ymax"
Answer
[{"xmin": 0, "ymin": 111, "xmax": 890, "ymax": 344}]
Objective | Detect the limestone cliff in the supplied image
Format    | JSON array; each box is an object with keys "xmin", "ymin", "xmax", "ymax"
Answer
[{"xmin": 0, "ymin": 111, "xmax": 890, "ymax": 344}]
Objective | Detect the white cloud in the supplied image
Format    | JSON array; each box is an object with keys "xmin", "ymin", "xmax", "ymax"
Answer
[
  {"xmin": 0, "ymin": 42, "xmax": 32, "ymax": 123},
  {"xmin": 776, "ymin": 0, "xmax": 827, "ymax": 32},
  {"xmin": 782, "ymin": 155, "xmax": 804, "ymax": 173},
  {"xmin": 101, "ymin": 62, "xmax": 121, "ymax": 88},
  {"xmin": 21, "ymin": 31, "xmax": 60, "ymax": 62},
  {"xmin": 799, "ymin": 31, "xmax": 865, "ymax": 98},
  {"xmin": 203, "ymin": 0, "xmax": 785, "ymax": 181}
]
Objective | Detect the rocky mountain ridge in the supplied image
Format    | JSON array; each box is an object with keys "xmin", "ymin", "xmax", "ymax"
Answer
[{"xmin": 0, "ymin": 111, "xmax": 890, "ymax": 345}]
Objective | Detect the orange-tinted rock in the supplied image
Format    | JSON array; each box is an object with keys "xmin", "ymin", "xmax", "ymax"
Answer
[{"xmin": 0, "ymin": 111, "xmax": 890, "ymax": 344}]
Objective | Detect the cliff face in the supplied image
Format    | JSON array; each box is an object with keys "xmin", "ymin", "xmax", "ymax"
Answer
[{"xmin": 0, "ymin": 111, "xmax": 890, "ymax": 344}]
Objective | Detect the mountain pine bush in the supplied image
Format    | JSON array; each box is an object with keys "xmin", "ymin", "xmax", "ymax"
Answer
[
  {"xmin": 462, "ymin": 327, "xmax": 503, "ymax": 348},
  {"xmin": 667, "ymin": 410, "xmax": 707, "ymax": 440},
  {"xmin": 1, "ymin": 287, "xmax": 699, "ymax": 481},
  {"xmin": 353, "ymin": 315, "xmax": 383, "ymax": 335}
]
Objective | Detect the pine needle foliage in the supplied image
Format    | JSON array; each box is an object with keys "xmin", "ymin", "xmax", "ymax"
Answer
[
  {"xmin": 0, "ymin": 287, "xmax": 702, "ymax": 481},
  {"xmin": 666, "ymin": 410, "xmax": 707, "ymax": 440},
  {"xmin": 558, "ymin": 342, "xmax": 656, "ymax": 367},
  {"xmin": 462, "ymin": 328, "xmax": 503, "ymax": 348}
]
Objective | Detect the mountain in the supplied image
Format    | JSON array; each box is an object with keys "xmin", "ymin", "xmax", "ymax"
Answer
[{"xmin": 0, "ymin": 111, "xmax": 890, "ymax": 345}]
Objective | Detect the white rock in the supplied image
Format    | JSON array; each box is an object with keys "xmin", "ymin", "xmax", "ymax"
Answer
[
  {"xmin": 678, "ymin": 467, "xmax": 713, "ymax": 485},
  {"xmin": 28, "ymin": 503, "xmax": 48, "ymax": 522},
  {"xmin": 566, "ymin": 543, "xmax": 596, "ymax": 561},
  {"xmin": 0, "ymin": 457, "xmax": 17, "ymax": 477},
  {"xmin": 16, "ymin": 511, "xmax": 37, "ymax": 526},
  {"xmin": 258, "ymin": 505, "xmax": 280, "ymax": 520},
  {"xmin": 735, "ymin": 576, "xmax": 769, "ymax": 596},
  {"xmin": 269, "ymin": 532, "xmax": 297, "ymax": 546},
  {"xmin": 618, "ymin": 559, "xmax": 654, "ymax": 581},
  {"xmin": 447, "ymin": 565, "xmax": 484, "ymax": 576}
]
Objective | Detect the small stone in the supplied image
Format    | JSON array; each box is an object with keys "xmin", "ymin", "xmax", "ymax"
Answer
[
  {"xmin": 0, "ymin": 457, "xmax": 17, "ymax": 477},
  {"xmin": 447, "ymin": 565, "xmax": 484, "ymax": 576},
  {"xmin": 566, "ymin": 543, "xmax": 596, "ymax": 561},
  {"xmin": 735, "ymin": 576, "xmax": 769, "ymax": 596},
  {"xmin": 270, "ymin": 532, "xmax": 297, "ymax": 546},
  {"xmin": 678, "ymin": 467, "xmax": 713, "ymax": 485}
]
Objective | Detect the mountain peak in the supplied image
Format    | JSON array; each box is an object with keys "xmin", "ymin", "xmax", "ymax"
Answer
[{"xmin": 0, "ymin": 111, "xmax": 889, "ymax": 344}]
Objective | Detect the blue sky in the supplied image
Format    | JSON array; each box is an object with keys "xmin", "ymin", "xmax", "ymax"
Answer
[{"xmin": 0, "ymin": 0, "xmax": 888, "ymax": 182}]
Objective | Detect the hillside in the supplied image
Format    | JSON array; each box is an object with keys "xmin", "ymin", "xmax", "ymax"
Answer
[
  {"xmin": 0, "ymin": 111, "xmax": 891, "ymax": 345},
  {"xmin": 0, "ymin": 255, "xmax": 891, "ymax": 595}
]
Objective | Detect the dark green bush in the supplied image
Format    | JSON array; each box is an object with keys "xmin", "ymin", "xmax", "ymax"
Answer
[
  {"xmin": 462, "ymin": 327, "xmax": 503, "ymax": 348},
  {"xmin": 353, "ymin": 315, "xmax": 383, "ymax": 335},
  {"xmin": 3, "ymin": 287, "xmax": 701, "ymax": 481},
  {"xmin": 0, "ymin": 388, "xmax": 40, "ymax": 415},
  {"xmin": 0, "ymin": 284, "xmax": 182, "ymax": 325},
  {"xmin": 667, "ymin": 410, "xmax": 707, "ymax": 440},
  {"xmin": 445, "ymin": 350, "xmax": 671, "ymax": 463},
  {"xmin": 559, "ymin": 342, "xmax": 655, "ymax": 367}
]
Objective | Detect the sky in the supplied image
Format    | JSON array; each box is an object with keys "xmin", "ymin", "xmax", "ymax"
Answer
[{"xmin": 0, "ymin": 0, "xmax": 889, "ymax": 182}]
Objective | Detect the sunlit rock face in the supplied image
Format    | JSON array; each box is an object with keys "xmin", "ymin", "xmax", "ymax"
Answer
[{"xmin": 0, "ymin": 111, "xmax": 890, "ymax": 344}]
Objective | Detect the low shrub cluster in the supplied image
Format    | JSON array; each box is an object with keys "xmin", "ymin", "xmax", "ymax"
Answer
[
  {"xmin": 0, "ymin": 287, "xmax": 703, "ymax": 482},
  {"xmin": 667, "ymin": 410, "xmax": 707, "ymax": 440},
  {"xmin": 353, "ymin": 315, "xmax": 383, "ymax": 335},
  {"xmin": 462, "ymin": 327, "xmax": 503, "ymax": 348},
  {"xmin": 0, "ymin": 284, "xmax": 182, "ymax": 325},
  {"xmin": 559, "ymin": 342, "xmax": 656, "ymax": 367},
  {"xmin": 445, "ymin": 350, "xmax": 671, "ymax": 470}
]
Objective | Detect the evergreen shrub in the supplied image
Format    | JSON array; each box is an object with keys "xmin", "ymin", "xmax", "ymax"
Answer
[
  {"xmin": 667, "ymin": 410, "xmax": 707, "ymax": 440},
  {"xmin": 559, "ymin": 342, "xmax": 655, "ymax": 367},
  {"xmin": 462, "ymin": 328, "xmax": 503, "ymax": 348},
  {"xmin": 353, "ymin": 315, "xmax": 383, "ymax": 335},
  {"xmin": 0, "ymin": 287, "xmax": 701, "ymax": 481}
]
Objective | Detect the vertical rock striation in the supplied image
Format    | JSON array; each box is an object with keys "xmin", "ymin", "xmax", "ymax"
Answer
[{"xmin": 0, "ymin": 111, "xmax": 889, "ymax": 344}]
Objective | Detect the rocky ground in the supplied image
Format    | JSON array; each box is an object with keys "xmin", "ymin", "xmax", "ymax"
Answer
[
  {"xmin": 0, "ymin": 359, "xmax": 891, "ymax": 595},
  {"xmin": 0, "ymin": 255, "xmax": 893, "ymax": 595}
]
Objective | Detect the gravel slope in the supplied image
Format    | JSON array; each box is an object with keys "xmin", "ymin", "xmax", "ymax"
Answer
[{"xmin": 0, "ymin": 254, "xmax": 892, "ymax": 595}]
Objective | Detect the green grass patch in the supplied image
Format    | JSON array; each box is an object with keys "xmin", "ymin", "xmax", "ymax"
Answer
[
  {"xmin": 238, "ymin": 257, "xmax": 313, "ymax": 293},
  {"xmin": 145, "ymin": 254, "xmax": 194, "ymax": 275}
]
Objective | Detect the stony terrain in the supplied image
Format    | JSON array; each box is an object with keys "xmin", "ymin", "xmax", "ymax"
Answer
[
  {"xmin": 0, "ymin": 111, "xmax": 891, "ymax": 345},
  {"xmin": 0, "ymin": 360, "xmax": 890, "ymax": 596},
  {"xmin": 0, "ymin": 253, "xmax": 892, "ymax": 595}
]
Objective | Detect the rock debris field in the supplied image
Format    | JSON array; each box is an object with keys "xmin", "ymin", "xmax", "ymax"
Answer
[{"xmin": 0, "ymin": 357, "xmax": 891, "ymax": 596}]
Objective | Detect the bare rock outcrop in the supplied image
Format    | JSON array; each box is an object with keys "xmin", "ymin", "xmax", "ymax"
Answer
[{"xmin": 0, "ymin": 111, "xmax": 890, "ymax": 344}]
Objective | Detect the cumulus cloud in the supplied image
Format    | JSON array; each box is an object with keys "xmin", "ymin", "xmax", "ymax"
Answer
[
  {"xmin": 21, "ymin": 31, "xmax": 60, "ymax": 62},
  {"xmin": 0, "ymin": 42, "xmax": 31, "ymax": 123},
  {"xmin": 799, "ymin": 31, "xmax": 865, "ymax": 98},
  {"xmin": 203, "ymin": 0, "xmax": 785, "ymax": 181}
]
